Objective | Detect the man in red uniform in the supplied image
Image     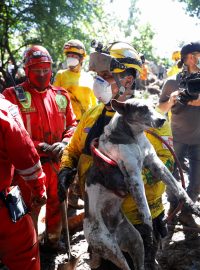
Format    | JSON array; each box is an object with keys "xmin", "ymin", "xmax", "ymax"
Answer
[
  {"xmin": 3, "ymin": 45, "xmax": 77, "ymax": 251},
  {"xmin": 0, "ymin": 93, "xmax": 46, "ymax": 270}
]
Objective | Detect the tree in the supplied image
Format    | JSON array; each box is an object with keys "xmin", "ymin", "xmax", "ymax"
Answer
[
  {"xmin": 115, "ymin": 0, "xmax": 157, "ymax": 61},
  {"xmin": 177, "ymin": 0, "xmax": 200, "ymax": 18},
  {"xmin": 0, "ymin": 0, "xmax": 107, "ymax": 86},
  {"xmin": 131, "ymin": 23, "xmax": 156, "ymax": 61}
]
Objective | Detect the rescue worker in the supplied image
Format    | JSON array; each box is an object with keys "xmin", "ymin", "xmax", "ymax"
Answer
[
  {"xmin": 3, "ymin": 45, "xmax": 77, "ymax": 252},
  {"xmin": 0, "ymin": 94, "xmax": 46, "ymax": 270},
  {"xmin": 167, "ymin": 50, "xmax": 181, "ymax": 77},
  {"xmin": 53, "ymin": 39, "xmax": 97, "ymax": 121},
  {"xmin": 58, "ymin": 41, "xmax": 174, "ymax": 270}
]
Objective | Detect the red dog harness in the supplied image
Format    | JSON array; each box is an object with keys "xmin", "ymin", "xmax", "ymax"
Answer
[{"xmin": 90, "ymin": 138, "xmax": 117, "ymax": 166}]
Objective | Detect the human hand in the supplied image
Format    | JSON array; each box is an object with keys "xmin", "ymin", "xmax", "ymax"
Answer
[
  {"xmin": 38, "ymin": 142, "xmax": 67, "ymax": 162},
  {"xmin": 47, "ymin": 142, "xmax": 67, "ymax": 162},
  {"xmin": 168, "ymin": 90, "xmax": 179, "ymax": 106},
  {"xmin": 187, "ymin": 98, "xmax": 200, "ymax": 106},
  {"xmin": 37, "ymin": 142, "xmax": 51, "ymax": 153},
  {"xmin": 57, "ymin": 167, "xmax": 77, "ymax": 202},
  {"xmin": 32, "ymin": 192, "xmax": 47, "ymax": 208}
]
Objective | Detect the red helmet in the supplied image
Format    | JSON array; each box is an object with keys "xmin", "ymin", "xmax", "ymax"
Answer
[{"xmin": 23, "ymin": 45, "xmax": 52, "ymax": 69}]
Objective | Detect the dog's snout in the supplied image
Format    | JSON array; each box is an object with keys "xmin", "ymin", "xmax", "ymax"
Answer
[{"xmin": 155, "ymin": 118, "xmax": 166, "ymax": 128}]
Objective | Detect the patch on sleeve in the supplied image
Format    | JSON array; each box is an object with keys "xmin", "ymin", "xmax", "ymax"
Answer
[
  {"xmin": 84, "ymin": 127, "xmax": 91, "ymax": 133},
  {"xmin": 8, "ymin": 104, "xmax": 20, "ymax": 118}
]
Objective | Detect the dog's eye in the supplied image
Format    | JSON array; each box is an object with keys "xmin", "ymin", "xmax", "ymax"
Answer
[{"xmin": 139, "ymin": 105, "xmax": 149, "ymax": 114}]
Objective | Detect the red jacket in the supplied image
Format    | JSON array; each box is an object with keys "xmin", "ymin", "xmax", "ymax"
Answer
[
  {"xmin": 3, "ymin": 81, "xmax": 77, "ymax": 152},
  {"xmin": 0, "ymin": 94, "xmax": 44, "ymax": 192}
]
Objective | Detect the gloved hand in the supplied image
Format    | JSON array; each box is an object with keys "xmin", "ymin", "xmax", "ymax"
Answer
[
  {"xmin": 37, "ymin": 142, "xmax": 51, "ymax": 153},
  {"xmin": 31, "ymin": 191, "xmax": 47, "ymax": 208},
  {"xmin": 27, "ymin": 172, "xmax": 47, "ymax": 208},
  {"xmin": 38, "ymin": 142, "xmax": 67, "ymax": 162},
  {"xmin": 47, "ymin": 142, "xmax": 67, "ymax": 162},
  {"xmin": 58, "ymin": 167, "xmax": 77, "ymax": 202}
]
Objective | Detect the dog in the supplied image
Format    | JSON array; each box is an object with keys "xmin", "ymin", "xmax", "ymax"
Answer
[{"xmin": 83, "ymin": 98, "xmax": 200, "ymax": 270}]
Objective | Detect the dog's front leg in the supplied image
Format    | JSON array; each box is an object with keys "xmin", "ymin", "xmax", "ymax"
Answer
[
  {"xmin": 145, "ymin": 152, "xmax": 200, "ymax": 216},
  {"xmin": 121, "ymin": 163, "xmax": 153, "ymax": 230},
  {"xmin": 117, "ymin": 217, "xmax": 145, "ymax": 270}
]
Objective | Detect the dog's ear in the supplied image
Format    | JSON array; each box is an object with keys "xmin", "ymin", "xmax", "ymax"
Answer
[{"xmin": 111, "ymin": 99, "xmax": 126, "ymax": 115}]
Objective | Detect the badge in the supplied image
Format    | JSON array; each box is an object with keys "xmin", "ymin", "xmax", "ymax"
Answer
[
  {"xmin": 20, "ymin": 92, "xmax": 31, "ymax": 109},
  {"xmin": 55, "ymin": 94, "xmax": 68, "ymax": 110}
]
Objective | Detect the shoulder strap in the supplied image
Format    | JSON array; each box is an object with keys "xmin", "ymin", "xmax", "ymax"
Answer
[
  {"xmin": 14, "ymin": 85, "xmax": 27, "ymax": 102},
  {"xmin": 83, "ymin": 108, "xmax": 112, "ymax": 155}
]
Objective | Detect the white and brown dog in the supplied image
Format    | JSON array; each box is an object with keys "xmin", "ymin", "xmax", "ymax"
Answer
[{"xmin": 83, "ymin": 98, "xmax": 200, "ymax": 270}]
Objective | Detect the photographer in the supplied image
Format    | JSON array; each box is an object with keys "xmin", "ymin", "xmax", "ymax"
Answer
[{"xmin": 158, "ymin": 41, "xmax": 200, "ymax": 229}]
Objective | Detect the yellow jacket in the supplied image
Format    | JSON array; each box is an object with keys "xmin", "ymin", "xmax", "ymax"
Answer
[
  {"xmin": 167, "ymin": 64, "xmax": 181, "ymax": 77},
  {"xmin": 61, "ymin": 103, "xmax": 174, "ymax": 224},
  {"xmin": 53, "ymin": 69, "xmax": 97, "ymax": 121}
]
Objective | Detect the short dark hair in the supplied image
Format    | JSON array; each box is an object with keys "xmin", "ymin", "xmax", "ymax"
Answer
[
  {"xmin": 119, "ymin": 68, "xmax": 137, "ymax": 78},
  {"xmin": 119, "ymin": 68, "xmax": 137, "ymax": 90},
  {"xmin": 181, "ymin": 41, "xmax": 200, "ymax": 59}
]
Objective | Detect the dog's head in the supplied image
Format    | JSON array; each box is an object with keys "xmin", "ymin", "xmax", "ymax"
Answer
[{"xmin": 111, "ymin": 98, "xmax": 166, "ymax": 130}]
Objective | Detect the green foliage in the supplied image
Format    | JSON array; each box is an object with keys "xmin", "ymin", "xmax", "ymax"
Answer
[
  {"xmin": 112, "ymin": 0, "xmax": 158, "ymax": 62},
  {"xmin": 131, "ymin": 23, "xmax": 155, "ymax": 61},
  {"xmin": 177, "ymin": 0, "xmax": 200, "ymax": 18},
  {"xmin": 0, "ymin": 0, "xmax": 107, "ymax": 82}
]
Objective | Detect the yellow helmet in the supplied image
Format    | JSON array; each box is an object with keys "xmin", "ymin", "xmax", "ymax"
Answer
[
  {"xmin": 63, "ymin": 39, "xmax": 86, "ymax": 58},
  {"xmin": 172, "ymin": 50, "xmax": 181, "ymax": 61},
  {"xmin": 89, "ymin": 41, "xmax": 142, "ymax": 73}
]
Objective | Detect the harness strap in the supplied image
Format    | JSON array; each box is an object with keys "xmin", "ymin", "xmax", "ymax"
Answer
[
  {"xmin": 90, "ymin": 138, "xmax": 117, "ymax": 166},
  {"xmin": 83, "ymin": 108, "xmax": 113, "ymax": 155}
]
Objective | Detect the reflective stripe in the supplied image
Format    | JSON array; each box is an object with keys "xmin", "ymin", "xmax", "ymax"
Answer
[
  {"xmin": 22, "ymin": 171, "xmax": 42, "ymax": 181},
  {"xmin": 64, "ymin": 115, "xmax": 66, "ymax": 130},
  {"xmin": 26, "ymin": 114, "xmax": 32, "ymax": 137},
  {"xmin": 65, "ymin": 125, "xmax": 76, "ymax": 131},
  {"xmin": 16, "ymin": 160, "xmax": 42, "ymax": 175}
]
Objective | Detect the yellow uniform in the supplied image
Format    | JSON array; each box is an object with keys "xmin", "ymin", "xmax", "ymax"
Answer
[
  {"xmin": 167, "ymin": 64, "xmax": 181, "ymax": 77},
  {"xmin": 61, "ymin": 104, "xmax": 174, "ymax": 224},
  {"xmin": 53, "ymin": 69, "xmax": 97, "ymax": 121}
]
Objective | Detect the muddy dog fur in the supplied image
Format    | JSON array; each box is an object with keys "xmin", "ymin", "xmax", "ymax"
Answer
[{"xmin": 83, "ymin": 98, "xmax": 200, "ymax": 270}]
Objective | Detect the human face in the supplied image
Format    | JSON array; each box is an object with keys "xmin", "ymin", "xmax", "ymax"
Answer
[
  {"xmin": 28, "ymin": 62, "xmax": 52, "ymax": 91},
  {"xmin": 97, "ymin": 71, "xmax": 122, "ymax": 98},
  {"xmin": 66, "ymin": 53, "xmax": 81, "ymax": 70},
  {"xmin": 97, "ymin": 71, "xmax": 134, "ymax": 101},
  {"xmin": 185, "ymin": 52, "xmax": 200, "ymax": 73},
  {"xmin": 192, "ymin": 52, "xmax": 200, "ymax": 71}
]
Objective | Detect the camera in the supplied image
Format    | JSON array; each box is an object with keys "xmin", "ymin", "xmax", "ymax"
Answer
[
  {"xmin": 177, "ymin": 72, "xmax": 200, "ymax": 104},
  {"xmin": 91, "ymin": 40, "xmax": 104, "ymax": 52}
]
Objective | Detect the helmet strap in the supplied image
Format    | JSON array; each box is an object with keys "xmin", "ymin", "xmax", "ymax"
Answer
[{"xmin": 112, "ymin": 73, "xmax": 126, "ymax": 98}]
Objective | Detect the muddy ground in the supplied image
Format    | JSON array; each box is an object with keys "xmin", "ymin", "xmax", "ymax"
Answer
[
  {"xmin": 1, "ymin": 195, "xmax": 200, "ymax": 270},
  {"xmin": 39, "ymin": 197, "xmax": 200, "ymax": 270},
  {"xmin": 1, "ymin": 162, "xmax": 200, "ymax": 270}
]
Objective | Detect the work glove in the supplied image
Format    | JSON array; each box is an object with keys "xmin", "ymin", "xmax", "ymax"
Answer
[
  {"xmin": 38, "ymin": 142, "xmax": 67, "ymax": 162},
  {"xmin": 38, "ymin": 142, "xmax": 51, "ymax": 154},
  {"xmin": 27, "ymin": 172, "xmax": 47, "ymax": 208},
  {"xmin": 57, "ymin": 167, "xmax": 77, "ymax": 202},
  {"xmin": 47, "ymin": 142, "xmax": 67, "ymax": 162}
]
